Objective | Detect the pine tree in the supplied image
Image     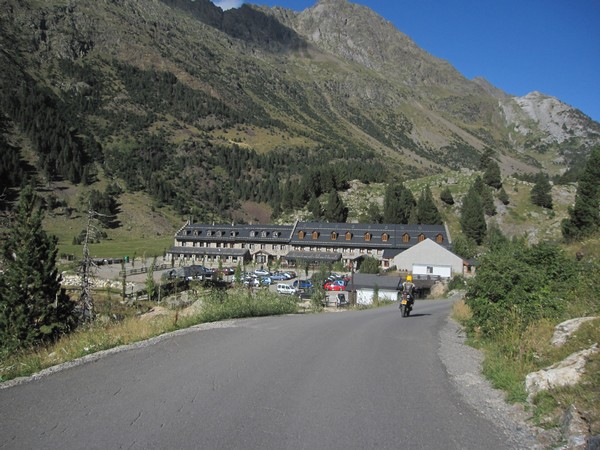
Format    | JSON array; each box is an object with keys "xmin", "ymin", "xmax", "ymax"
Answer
[
  {"xmin": 0, "ymin": 185, "xmax": 75, "ymax": 354},
  {"xmin": 324, "ymin": 190, "xmax": 348, "ymax": 223},
  {"xmin": 483, "ymin": 160, "xmax": 502, "ymax": 189},
  {"xmin": 440, "ymin": 187, "xmax": 455, "ymax": 205},
  {"xmin": 452, "ymin": 234, "xmax": 477, "ymax": 259},
  {"xmin": 416, "ymin": 186, "xmax": 442, "ymax": 224},
  {"xmin": 562, "ymin": 147, "xmax": 600, "ymax": 240},
  {"xmin": 530, "ymin": 172, "xmax": 553, "ymax": 209},
  {"xmin": 497, "ymin": 187, "xmax": 510, "ymax": 205},
  {"xmin": 383, "ymin": 183, "xmax": 403, "ymax": 223},
  {"xmin": 307, "ymin": 195, "xmax": 323, "ymax": 221},
  {"xmin": 366, "ymin": 202, "xmax": 382, "ymax": 223},
  {"xmin": 460, "ymin": 184, "xmax": 487, "ymax": 244},
  {"xmin": 383, "ymin": 183, "xmax": 415, "ymax": 224},
  {"xmin": 474, "ymin": 176, "xmax": 496, "ymax": 216},
  {"xmin": 398, "ymin": 187, "xmax": 416, "ymax": 223}
]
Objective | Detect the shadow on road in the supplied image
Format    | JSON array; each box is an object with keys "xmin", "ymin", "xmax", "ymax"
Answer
[{"xmin": 401, "ymin": 313, "xmax": 432, "ymax": 318}]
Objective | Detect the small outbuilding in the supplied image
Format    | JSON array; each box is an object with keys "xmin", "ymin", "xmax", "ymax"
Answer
[
  {"xmin": 392, "ymin": 238, "xmax": 465, "ymax": 279},
  {"xmin": 349, "ymin": 273, "xmax": 403, "ymax": 306}
]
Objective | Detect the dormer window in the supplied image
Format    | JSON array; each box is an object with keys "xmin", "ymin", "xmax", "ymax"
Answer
[
  {"xmin": 206, "ymin": 231, "xmax": 213, "ymax": 237},
  {"xmin": 250, "ymin": 231, "xmax": 257, "ymax": 237},
  {"xmin": 364, "ymin": 232, "xmax": 372, "ymax": 242},
  {"xmin": 418, "ymin": 233, "xmax": 426, "ymax": 242},
  {"xmin": 273, "ymin": 232, "xmax": 279, "ymax": 237},
  {"xmin": 436, "ymin": 234, "xmax": 444, "ymax": 244},
  {"xmin": 298, "ymin": 230, "xmax": 306, "ymax": 240},
  {"xmin": 262, "ymin": 231, "xmax": 269, "ymax": 237},
  {"xmin": 402, "ymin": 233, "xmax": 410, "ymax": 243},
  {"xmin": 230, "ymin": 231, "xmax": 238, "ymax": 237},
  {"xmin": 345, "ymin": 232, "xmax": 353, "ymax": 241},
  {"xmin": 331, "ymin": 232, "xmax": 338, "ymax": 241},
  {"xmin": 382, "ymin": 233, "xmax": 389, "ymax": 242},
  {"xmin": 312, "ymin": 231, "xmax": 320, "ymax": 240}
]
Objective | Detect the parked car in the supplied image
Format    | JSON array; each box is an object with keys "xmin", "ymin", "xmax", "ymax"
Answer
[
  {"xmin": 243, "ymin": 277, "xmax": 260, "ymax": 287},
  {"xmin": 324, "ymin": 280, "xmax": 346, "ymax": 291},
  {"xmin": 269, "ymin": 272, "xmax": 288, "ymax": 281},
  {"xmin": 276, "ymin": 284, "xmax": 298, "ymax": 295},
  {"xmin": 260, "ymin": 276, "xmax": 272, "ymax": 286},
  {"xmin": 293, "ymin": 279, "xmax": 313, "ymax": 289},
  {"xmin": 254, "ymin": 268, "xmax": 270, "ymax": 276}
]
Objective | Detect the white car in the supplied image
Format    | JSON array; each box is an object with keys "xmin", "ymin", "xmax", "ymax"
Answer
[
  {"xmin": 276, "ymin": 284, "xmax": 298, "ymax": 295},
  {"xmin": 254, "ymin": 268, "xmax": 270, "ymax": 276}
]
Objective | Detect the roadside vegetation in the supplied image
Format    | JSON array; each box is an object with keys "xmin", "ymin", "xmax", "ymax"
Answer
[
  {"xmin": 452, "ymin": 234, "xmax": 600, "ymax": 435},
  {"xmin": 0, "ymin": 286, "xmax": 298, "ymax": 383}
]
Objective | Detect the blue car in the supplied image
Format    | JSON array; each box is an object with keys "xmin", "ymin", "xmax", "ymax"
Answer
[
  {"xmin": 293, "ymin": 279, "xmax": 313, "ymax": 289},
  {"xmin": 260, "ymin": 276, "xmax": 272, "ymax": 286},
  {"xmin": 269, "ymin": 272, "xmax": 288, "ymax": 281}
]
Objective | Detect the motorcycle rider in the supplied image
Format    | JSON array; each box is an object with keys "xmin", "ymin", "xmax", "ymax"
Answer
[{"xmin": 401, "ymin": 275, "xmax": 416, "ymax": 308}]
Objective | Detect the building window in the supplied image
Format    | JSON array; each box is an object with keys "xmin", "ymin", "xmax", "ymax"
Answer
[
  {"xmin": 418, "ymin": 234, "xmax": 426, "ymax": 242},
  {"xmin": 382, "ymin": 233, "xmax": 389, "ymax": 242},
  {"xmin": 427, "ymin": 266, "xmax": 433, "ymax": 274},
  {"xmin": 298, "ymin": 230, "xmax": 306, "ymax": 240},
  {"xmin": 436, "ymin": 234, "xmax": 444, "ymax": 244},
  {"xmin": 402, "ymin": 233, "xmax": 410, "ymax": 243},
  {"xmin": 364, "ymin": 232, "xmax": 372, "ymax": 242},
  {"xmin": 331, "ymin": 232, "xmax": 338, "ymax": 240},
  {"xmin": 250, "ymin": 231, "xmax": 257, "ymax": 237},
  {"xmin": 345, "ymin": 232, "xmax": 352, "ymax": 241},
  {"xmin": 312, "ymin": 231, "xmax": 320, "ymax": 240},
  {"xmin": 262, "ymin": 231, "xmax": 269, "ymax": 237}
]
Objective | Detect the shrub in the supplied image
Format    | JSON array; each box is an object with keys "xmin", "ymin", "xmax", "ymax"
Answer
[
  {"xmin": 465, "ymin": 240, "xmax": 572, "ymax": 338},
  {"xmin": 199, "ymin": 288, "xmax": 297, "ymax": 322}
]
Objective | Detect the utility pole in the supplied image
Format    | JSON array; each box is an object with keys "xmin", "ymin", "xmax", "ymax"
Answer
[
  {"xmin": 78, "ymin": 207, "xmax": 113, "ymax": 322},
  {"xmin": 79, "ymin": 208, "xmax": 96, "ymax": 322}
]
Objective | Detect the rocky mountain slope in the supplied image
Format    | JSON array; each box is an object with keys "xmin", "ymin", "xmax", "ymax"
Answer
[{"xmin": 1, "ymin": 0, "xmax": 598, "ymax": 222}]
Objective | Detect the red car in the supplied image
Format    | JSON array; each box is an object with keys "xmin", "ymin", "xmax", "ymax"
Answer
[{"xmin": 324, "ymin": 281, "xmax": 346, "ymax": 291}]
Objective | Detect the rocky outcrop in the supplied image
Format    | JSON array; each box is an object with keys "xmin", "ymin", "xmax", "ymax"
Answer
[
  {"xmin": 525, "ymin": 344, "xmax": 598, "ymax": 402},
  {"xmin": 551, "ymin": 317, "xmax": 599, "ymax": 347}
]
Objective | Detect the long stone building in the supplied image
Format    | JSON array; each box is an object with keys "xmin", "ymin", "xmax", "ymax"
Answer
[{"xmin": 168, "ymin": 220, "xmax": 454, "ymax": 272}]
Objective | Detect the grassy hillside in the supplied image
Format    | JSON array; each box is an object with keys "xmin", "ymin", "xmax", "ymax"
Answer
[{"xmin": 40, "ymin": 180, "xmax": 181, "ymax": 260}]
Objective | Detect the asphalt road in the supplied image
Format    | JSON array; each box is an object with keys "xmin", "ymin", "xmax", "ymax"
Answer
[{"xmin": 0, "ymin": 300, "xmax": 516, "ymax": 450}]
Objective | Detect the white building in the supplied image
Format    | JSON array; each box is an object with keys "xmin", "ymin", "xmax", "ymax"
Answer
[{"xmin": 392, "ymin": 238, "xmax": 465, "ymax": 279}]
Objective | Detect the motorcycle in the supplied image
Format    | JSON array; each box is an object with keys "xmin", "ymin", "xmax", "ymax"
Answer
[{"xmin": 399, "ymin": 292, "xmax": 414, "ymax": 317}]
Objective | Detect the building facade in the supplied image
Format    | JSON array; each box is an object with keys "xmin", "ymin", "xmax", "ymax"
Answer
[{"xmin": 168, "ymin": 220, "xmax": 452, "ymax": 271}]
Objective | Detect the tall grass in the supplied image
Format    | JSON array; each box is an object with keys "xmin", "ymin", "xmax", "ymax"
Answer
[{"xmin": 0, "ymin": 288, "xmax": 298, "ymax": 383}]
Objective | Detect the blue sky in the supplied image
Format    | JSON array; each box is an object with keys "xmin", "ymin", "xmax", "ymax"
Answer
[{"xmin": 212, "ymin": 0, "xmax": 600, "ymax": 122}]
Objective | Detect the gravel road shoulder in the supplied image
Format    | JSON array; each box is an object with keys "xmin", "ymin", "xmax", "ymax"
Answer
[{"xmin": 438, "ymin": 296, "xmax": 558, "ymax": 449}]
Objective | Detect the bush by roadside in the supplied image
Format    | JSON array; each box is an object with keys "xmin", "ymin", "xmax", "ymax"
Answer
[{"xmin": 454, "ymin": 236, "xmax": 600, "ymax": 441}]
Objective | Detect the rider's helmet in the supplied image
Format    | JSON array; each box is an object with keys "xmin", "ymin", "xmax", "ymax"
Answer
[{"xmin": 406, "ymin": 275, "xmax": 413, "ymax": 282}]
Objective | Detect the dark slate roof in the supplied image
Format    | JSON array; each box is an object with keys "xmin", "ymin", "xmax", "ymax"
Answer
[
  {"xmin": 177, "ymin": 223, "xmax": 294, "ymax": 243},
  {"xmin": 168, "ymin": 247, "xmax": 250, "ymax": 258},
  {"xmin": 382, "ymin": 249, "xmax": 403, "ymax": 259},
  {"xmin": 174, "ymin": 221, "xmax": 450, "ymax": 252},
  {"xmin": 285, "ymin": 251, "xmax": 342, "ymax": 262},
  {"xmin": 348, "ymin": 273, "xmax": 403, "ymax": 291},
  {"xmin": 289, "ymin": 222, "xmax": 449, "ymax": 250}
]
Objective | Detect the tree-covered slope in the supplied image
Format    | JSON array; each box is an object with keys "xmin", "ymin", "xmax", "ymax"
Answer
[{"xmin": 1, "ymin": 0, "xmax": 599, "ymax": 222}]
